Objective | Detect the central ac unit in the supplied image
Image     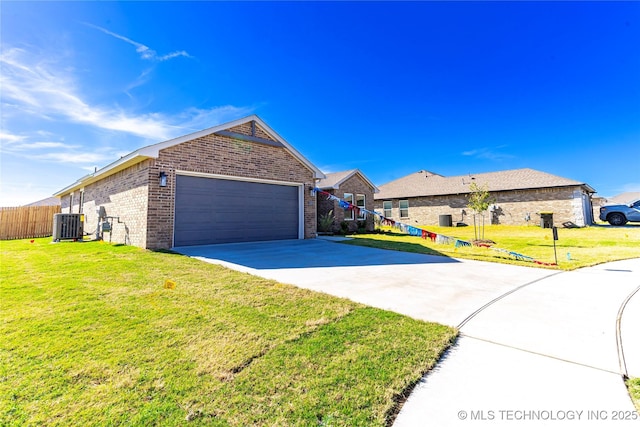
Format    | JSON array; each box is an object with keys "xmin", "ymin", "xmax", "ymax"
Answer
[{"xmin": 52, "ymin": 213, "xmax": 84, "ymax": 242}]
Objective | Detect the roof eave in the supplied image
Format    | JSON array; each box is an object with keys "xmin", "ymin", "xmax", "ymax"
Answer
[
  {"xmin": 54, "ymin": 114, "xmax": 326, "ymax": 196},
  {"xmin": 54, "ymin": 152, "xmax": 153, "ymax": 196}
]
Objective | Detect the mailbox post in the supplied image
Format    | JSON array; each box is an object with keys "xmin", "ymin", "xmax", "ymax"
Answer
[{"xmin": 552, "ymin": 226, "xmax": 559, "ymax": 265}]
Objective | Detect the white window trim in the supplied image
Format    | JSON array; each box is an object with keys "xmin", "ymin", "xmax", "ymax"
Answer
[
  {"xmin": 78, "ymin": 189, "xmax": 85, "ymax": 214},
  {"xmin": 400, "ymin": 199, "xmax": 409, "ymax": 218},
  {"xmin": 383, "ymin": 200, "xmax": 392, "ymax": 218},
  {"xmin": 356, "ymin": 194, "xmax": 366, "ymax": 220},
  {"xmin": 343, "ymin": 193, "xmax": 354, "ymax": 221}
]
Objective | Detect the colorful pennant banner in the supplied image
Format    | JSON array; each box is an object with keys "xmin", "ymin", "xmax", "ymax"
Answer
[{"xmin": 313, "ymin": 187, "xmax": 556, "ymax": 266}]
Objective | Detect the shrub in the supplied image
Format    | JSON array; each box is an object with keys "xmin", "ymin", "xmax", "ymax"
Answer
[{"xmin": 318, "ymin": 210, "xmax": 335, "ymax": 233}]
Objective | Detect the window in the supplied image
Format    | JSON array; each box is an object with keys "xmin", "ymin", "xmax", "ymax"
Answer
[
  {"xmin": 383, "ymin": 201, "xmax": 392, "ymax": 218},
  {"xmin": 356, "ymin": 194, "xmax": 366, "ymax": 220},
  {"xmin": 400, "ymin": 200, "xmax": 409, "ymax": 218},
  {"xmin": 78, "ymin": 190, "xmax": 85, "ymax": 214},
  {"xmin": 69, "ymin": 193, "xmax": 74, "ymax": 213},
  {"xmin": 344, "ymin": 193, "xmax": 354, "ymax": 220}
]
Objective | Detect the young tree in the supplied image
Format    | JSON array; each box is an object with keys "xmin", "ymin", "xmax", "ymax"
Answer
[{"xmin": 467, "ymin": 182, "xmax": 494, "ymax": 241}]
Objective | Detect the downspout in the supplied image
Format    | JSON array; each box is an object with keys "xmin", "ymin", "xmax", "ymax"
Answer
[{"xmin": 313, "ymin": 178, "xmax": 321, "ymax": 238}]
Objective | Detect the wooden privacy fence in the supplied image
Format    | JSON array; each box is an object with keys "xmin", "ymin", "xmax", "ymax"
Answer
[{"xmin": 0, "ymin": 205, "xmax": 61, "ymax": 240}]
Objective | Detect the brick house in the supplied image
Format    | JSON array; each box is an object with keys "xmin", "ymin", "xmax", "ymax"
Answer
[
  {"xmin": 54, "ymin": 115, "xmax": 325, "ymax": 249},
  {"xmin": 374, "ymin": 168, "xmax": 596, "ymax": 227},
  {"xmin": 316, "ymin": 169, "xmax": 378, "ymax": 233}
]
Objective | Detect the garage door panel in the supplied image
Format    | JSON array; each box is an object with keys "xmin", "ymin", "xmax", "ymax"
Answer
[{"xmin": 174, "ymin": 175, "xmax": 299, "ymax": 246}]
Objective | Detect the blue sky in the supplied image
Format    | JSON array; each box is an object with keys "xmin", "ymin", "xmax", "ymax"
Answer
[{"xmin": 1, "ymin": 1, "xmax": 639, "ymax": 206}]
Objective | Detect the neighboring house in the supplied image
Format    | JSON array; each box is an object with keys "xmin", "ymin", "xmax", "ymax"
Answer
[
  {"xmin": 593, "ymin": 192, "xmax": 640, "ymax": 223},
  {"xmin": 23, "ymin": 196, "xmax": 61, "ymax": 207},
  {"xmin": 374, "ymin": 168, "xmax": 596, "ymax": 227},
  {"xmin": 54, "ymin": 115, "xmax": 325, "ymax": 249},
  {"xmin": 316, "ymin": 169, "xmax": 378, "ymax": 233},
  {"xmin": 606, "ymin": 192, "xmax": 640, "ymax": 205}
]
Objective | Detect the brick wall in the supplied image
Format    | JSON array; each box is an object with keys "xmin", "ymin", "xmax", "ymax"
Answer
[
  {"xmin": 147, "ymin": 123, "xmax": 317, "ymax": 249},
  {"xmin": 374, "ymin": 186, "xmax": 591, "ymax": 227},
  {"xmin": 62, "ymin": 161, "xmax": 151, "ymax": 246},
  {"xmin": 318, "ymin": 174, "xmax": 375, "ymax": 233},
  {"xmin": 60, "ymin": 122, "xmax": 317, "ymax": 250}
]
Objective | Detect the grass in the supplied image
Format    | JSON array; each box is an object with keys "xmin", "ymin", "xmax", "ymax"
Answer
[
  {"xmin": 0, "ymin": 238, "xmax": 456, "ymax": 426},
  {"xmin": 343, "ymin": 224, "xmax": 640, "ymax": 270},
  {"xmin": 628, "ymin": 378, "xmax": 640, "ymax": 411}
]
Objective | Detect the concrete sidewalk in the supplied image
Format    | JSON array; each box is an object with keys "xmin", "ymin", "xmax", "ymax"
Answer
[
  {"xmin": 394, "ymin": 258, "xmax": 640, "ymax": 426},
  {"xmin": 174, "ymin": 240, "xmax": 640, "ymax": 426}
]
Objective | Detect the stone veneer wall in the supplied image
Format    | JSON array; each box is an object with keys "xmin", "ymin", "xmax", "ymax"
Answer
[{"xmin": 374, "ymin": 186, "xmax": 591, "ymax": 227}]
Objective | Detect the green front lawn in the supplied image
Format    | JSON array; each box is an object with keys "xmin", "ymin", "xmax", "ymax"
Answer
[
  {"xmin": 344, "ymin": 225, "xmax": 640, "ymax": 270},
  {"xmin": 628, "ymin": 378, "xmax": 640, "ymax": 411},
  {"xmin": 0, "ymin": 238, "xmax": 456, "ymax": 426}
]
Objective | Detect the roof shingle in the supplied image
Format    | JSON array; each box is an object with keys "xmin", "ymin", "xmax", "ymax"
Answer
[{"xmin": 375, "ymin": 168, "xmax": 594, "ymax": 199}]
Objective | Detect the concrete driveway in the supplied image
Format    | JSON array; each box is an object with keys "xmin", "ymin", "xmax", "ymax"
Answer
[
  {"xmin": 174, "ymin": 238, "xmax": 552, "ymax": 327},
  {"xmin": 173, "ymin": 239, "xmax": 640, "ymax": 426}
]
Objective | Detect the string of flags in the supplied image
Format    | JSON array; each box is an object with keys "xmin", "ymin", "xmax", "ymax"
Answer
[{"xmin": 313, "ymin": 187, "xmax": 556, "ymax": 266}]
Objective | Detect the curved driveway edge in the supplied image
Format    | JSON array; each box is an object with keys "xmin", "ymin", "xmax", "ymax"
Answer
[
  {"xmin": 173, "ymin": 240, "xmax": 640, "ymax": 426},
  {"xmin": 394, "ymin": 258, "xmax": 640, "ymax": 426}
]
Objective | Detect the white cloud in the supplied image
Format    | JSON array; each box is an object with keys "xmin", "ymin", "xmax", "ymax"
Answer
[
  {"xmin": 1, "ymin": 43, "xmax": 254, "ymax": 180},
  {"xmin": 1, "ymin": 48, "xmax": 253, "ymax": 144},
  {"xmin": 619, "ymin": 183, "xmax": 640, "ymax": 193},
  {"xmin": 30, "ymin": 151, "xmax": 112, "ymax": 164},
  {"xmin": 8, "ymin": 141, "xmax": 78, "ymax": 150},
  {"xmin": 1, "ymin": 47, "xmax": 175, "ymax": 140},
  {"xmin": 0, "ymin": 181, "xmax": 58, "ymax": 207},
  {"xmin": 0, "ymin": 132, "xmax": 26, "ymax": 144},
  {"xmin": 1, "ymin": 139, "xmax": 113, "ymax": 165},
  {"xmin": 84, "ymin": 23, "xmax": 193, "ymax": 62},
  {"xmin": 174, "ymin": 105, "xmax": 256, "ymax": 133},
  {"xmin": 462, "ymin": 146, "xmax": 514, "ymax": 161}
]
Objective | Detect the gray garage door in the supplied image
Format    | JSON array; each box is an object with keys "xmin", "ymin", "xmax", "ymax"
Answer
[{"xmin": 174, "ymin": 175, "xmax": 299, "ymax": 246}]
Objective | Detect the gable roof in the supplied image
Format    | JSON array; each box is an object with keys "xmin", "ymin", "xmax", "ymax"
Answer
[
  {"xmin": 317, "ymin": 169, "xmax": 379, "ymax": 193},
  {"xmin": 607, "ymin": 192, "xmax": 640, "ymax": 204},
  {"xmin": 23, "ymin": 196, "xmax": 61, "ymax": 207},
  {"xmin": 375, "ymin": 168, "xmax": 595, "ymax": 200},
  {"xmin": 54, "ymin": 115, "xmax": 325, "ymax": 196}
]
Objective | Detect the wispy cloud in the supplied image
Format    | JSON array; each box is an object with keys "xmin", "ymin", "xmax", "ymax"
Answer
[
  {"xmin": 1, "ymin": 45, "xmax": 253, "ymax": 174},
  {"xmin": 618, "ymin": 183, "xmax": 640, "ymax": 193},
  {"xmin": 2, "ymin": 47, "xmax": 252, "ymax": 143},
  {"xmin": 1, "ymin": 47, "xmax": 177, "ymax": 140},
  {"xmin": 7, "ymin": 141, "xmax": 78, "ymax": 151},
  {"xmin": 0, "ymin": 132, "xmax": 114, "ymax": 166},
  {"xmin": 462, "ymin": 146, "xmax": 514, "ymax": 161},
  {"xmin": 173, "ymin": 105, "xmax": 256, "ymax": 133},
  {"xmin": 84, "ymin": 23, "xmax": 193, "ymax": 62},
  {"xmin": 30, "ymin": 151, "xmax": 112, "ymax": 164},
  {"xmin": 0, "ymin": 132, "xmax": 26, "ymax": 144}
]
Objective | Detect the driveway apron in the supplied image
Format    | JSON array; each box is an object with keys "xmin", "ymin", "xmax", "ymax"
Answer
[
  {"xmin": 173, "ymin": 240, "xmax": 640, "ymax": 426},
  {"xmin": 174, "ymin": 239, "xmax": 550, "ymax": 327}
]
